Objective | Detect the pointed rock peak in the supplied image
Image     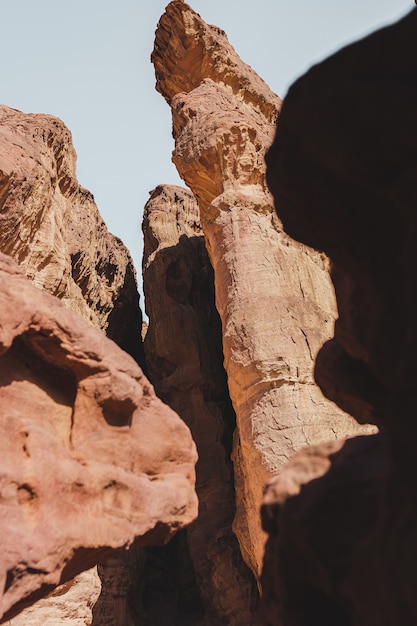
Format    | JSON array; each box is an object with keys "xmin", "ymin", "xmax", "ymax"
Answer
[{"xmin": 152, "ymin": 1, "xmax": 281, "ymax": 123}]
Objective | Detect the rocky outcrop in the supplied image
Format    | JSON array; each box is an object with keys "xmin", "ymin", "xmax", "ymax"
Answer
[
  {"xmin": 261, "ymin": 7, "xmax": 417, "ymax": 625},
  {"xmin": 0, "ymin": 102, "xmax": 149, "ymax": 625},
  {"xmin": 0, "ymin": 104, "xmax": 143, "ymax": 365},
  {"xmin": 152, "ymin": 0, "xmax": 372, "ymax": 578},
  {"xmin": 6, "ymin": 568, "xmax": 101, "ymax": 626},
  {"xmin": 142, "ymin": 184, "xmax": 259, "ymax": 624},
  {"xmin": 0, "ymin": 252, "xmax": 197, "ymax": 623}
]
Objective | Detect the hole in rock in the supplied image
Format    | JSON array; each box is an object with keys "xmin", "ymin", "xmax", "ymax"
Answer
[{"xmin": 100, "ymin": 396, "xmax": 136, "ymax": 427}]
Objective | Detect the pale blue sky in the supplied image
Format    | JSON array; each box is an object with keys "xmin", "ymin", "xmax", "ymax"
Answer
[{"xmin": 0, "ymin": 0, "xmax": 413, "ymax": 311}]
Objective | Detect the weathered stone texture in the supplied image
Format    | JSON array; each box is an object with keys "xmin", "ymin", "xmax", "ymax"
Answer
[
  {"xmin": 0, "ymin": 102, "xmax": 149, "ymax": 625},
  {"xmin": 153, "ymin": 0, "xmax": 372, "ymax": 578},
  {"xmin": 262, "ymin": 7, "xmax": 417, "ymax": 625},
  {"xmin": 8, "ymin": 568, "xmax": 101, "ymax": 626},
  {"xmin": 0, "ymin": 252, "xmax": 197, "ymax": 623},
  {"xmin": 142, "ymin": 184, "xmax": 260, "ymax": 624},
  {"xmin": 0, "ymin": 104, "xmax": 143, "ymax": 364}
]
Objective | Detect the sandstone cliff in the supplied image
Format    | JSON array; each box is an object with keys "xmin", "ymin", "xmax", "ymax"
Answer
[
  {"xmin": 0, "ymin": 104, "xmax": 144, "ymax": 365},
  {"xmin": 152, "ymin": 0, "xmax": 372, "ymax": 578},
  {"xmin": 0, "ymin": 103, "xmax": 151, "ymax": 625},
  {"xmin": 142, "ymin": 184, "xmax": 259, "ymax": 624},
  {"xmin": 261, "ymin": 7, "xmax": 417, "ymax": 624},
  {"xmin": 0, "ymin": 252, "xmax": 197, "ymax": 624}
]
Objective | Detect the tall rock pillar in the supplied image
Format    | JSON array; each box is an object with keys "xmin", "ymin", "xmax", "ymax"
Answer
[
  {"xmin": 142, "ymin": 185, "xmax": 259, "ymax": 625},
  {"xmin": 152, "ymin": 0, "xmax": 372, "ymax": 577}
]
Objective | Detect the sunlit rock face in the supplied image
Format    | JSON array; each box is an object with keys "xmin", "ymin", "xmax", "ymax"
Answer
[
  {"xmin": 262, "ymin": 7, "xmax": 417, "ymax": 625},
  {"xmin": 0, "ymin": 102, "xmax": 154, "ymax": 625},
  {"xmin": 0, "ymin": 104, "xmax": 144, "ymax": 365},
  {"xmin": 152, "ymin": 0, "xmax": 371, "ymax": 579},
  {"xmin": 142, "ymin": 184, "xmax": 260, "ymax": 625},
  {"xmin": 0, "ymin": 252, "xmax": 197, "ymax": 624}
]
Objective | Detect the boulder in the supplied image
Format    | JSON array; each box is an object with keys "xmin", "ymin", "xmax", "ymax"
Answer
[{"xmin": 0, "ymin": 252, "xmax": 197, "ymax": 623}]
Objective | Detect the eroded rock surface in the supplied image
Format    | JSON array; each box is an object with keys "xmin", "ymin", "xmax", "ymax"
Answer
[
  {"xmin": 262, "ymin": 7, "xmax": 417, "ymax": 625},
  {"xmin": 152, "ymin": 0, "xmax": 371, "ymax": 577},
  {"xmin": 0, "ymin": 104, "xmax": 143, "ymax": 364},
  {"xmin": 7, "ymin": 568, "xmax": 101, "ymax": 626},
  {"xmin": 0, "ymin": 252, "xmax": 197, "ymax": 623},
  {"xmin": 142, "ymin": 184, "xmax": 260, "ymax": 624}
]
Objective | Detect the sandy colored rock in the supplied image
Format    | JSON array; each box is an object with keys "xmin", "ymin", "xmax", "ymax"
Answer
[
  {"xmin": 0, "ymin": 103, "xmax": 149, "ymax": 622},
  {"xmin": 8, "ymin": 568, "xmax": 101, "ymax": 626},
  {"xmin": 153, "ymin": 0, "xmax": 371, "ymax": 578},
  {"xmin": 0, "ymin": 104, "xmax": 143, "ymax": 364},
  {"xmin": 0, "ymin": 252, "xmax": 197, "ymax": 623},
  {"xmin": 261, "ymin": 7, "xmax": 417, "ymax": 625},
  {"xmin": 265, "ymin": 7, "xmax": 417, "ymax": 433},
  {"xmin": 142, "ymin": 184, "xmax": 259, "ymax": 624}
]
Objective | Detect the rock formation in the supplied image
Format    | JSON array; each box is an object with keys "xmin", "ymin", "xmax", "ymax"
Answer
[
  {"xmin": 261, "ymin": 7, "xmax": 417, "ymax": 625},
  {"xmin": 152, "ymin": 0, "xmax": 372, "ymax": 579},
  {"xmin": 0, "ymin": 252, "xmax": 197, "ymax": 623},
  {"xmin": 142, "ymin": 184, "xmax": 260, "ymax": 624},
  {"xmin": 0, "ymin": 104, "xmax": 149, "ymax": 624},
  {"xmin": 6, "ymin": 568, "xmax": 101, "ymax": 626},
  {"xmin": 0, "ymin": 105, "xmax": 144, "ymax": 365}
]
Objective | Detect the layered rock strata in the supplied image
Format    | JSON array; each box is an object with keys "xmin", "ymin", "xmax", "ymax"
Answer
[
  {"xmin": 152, "ymin": 0, "xmax": 371, "ymax": 577},
  {"xmin": 0, "ymin": 104, "xmax": 144, "ymax": 365},
  {"xmin": 0, "ymin": 252, "xmax": 197, "ymax": 623},
  {"xmin": 262, "ymin": 7, "xmax": 417, "ymax": 624},
  {"xmin": 142, "ymin": 184, "xmax": 260, "ymax": 624}
]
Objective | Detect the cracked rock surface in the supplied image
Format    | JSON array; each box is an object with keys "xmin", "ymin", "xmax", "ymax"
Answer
[
  {"xmin": 0, "ymin": 253, "xmax": 197, "ymax": 623},
  {"xmin": 0, "ymin": 104, "xmax": 144, "ymax": 365},
  {"xmin": 152, "ymin": 0, "xmax": 372, "ymax": 578}
]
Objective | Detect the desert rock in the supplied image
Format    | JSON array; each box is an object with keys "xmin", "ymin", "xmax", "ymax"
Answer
[
  {"xmin": 152, "ymin": 0, "xmax": 371, "ymax": 577},
  {"xmin": 6, "ymin": 568, "xmax": 101, "ymax": 626},
  {"xmin": 262, "ymin": 7, "xmax": 417, "ymax": 624},
  {"xmin": 142, "ymin": 184, "xmax": 260, "ymax": 624},
  {"xmin": 0, "ymin": 104, "xmax": 144, "ymax": 364},
  {"xmin": 0, "ymin": 252, "xmax": 197, "ymax": 623}
]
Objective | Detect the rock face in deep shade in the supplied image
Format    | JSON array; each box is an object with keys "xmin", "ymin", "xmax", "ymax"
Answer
[
  {"xmin": 0, "ymin": 104, "xmax": 144, "ymax": 365},
  {"xmin": 262, "ymin": 8, "xmax": 417, "ymax": 625},
  {"xmin": 152, "ymin": 0, "xmax": 371, "ymax": 578},
  {"xmin": 142, "ymin": 184, "xmax": 260, "ymax": 625},
  {"xmin": 0, "ymin": 252, "xmax": 197, "ymax": 623}
]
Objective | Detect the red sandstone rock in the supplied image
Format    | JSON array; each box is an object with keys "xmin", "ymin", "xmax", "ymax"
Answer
[
  {"xmin": 0, "ymin": 104, "xmax": 143, "ymax": 364},
  {"xmin": 7, "ymin": 568, "xmax": 101, "ymax": 626},
  {"xmin": 0, "ymin": 103, "xmax": 150, "ymax": 622},
  {"xmin": 142, "ymin": 184, "xmax": 260, "ymax": 624},
  {"xmin": 0, "ymin": 252, "xmax": 197, "ymax": 623},
  {"xmin": 152, "ymin": 0, "xmax": 372, "ymax": 579}
]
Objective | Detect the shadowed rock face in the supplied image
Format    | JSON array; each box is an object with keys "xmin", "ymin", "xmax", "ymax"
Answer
[
  {"xmin": 141, "ymin": 184, "xmax": 260, "ymax": 625},
  {"xmin": 152, "ymin": 0, "xmax": 372, "ymax": 578},
  {"xmin": 262, "ymin": 7, "xmax": 417, "ymax": 625},
  {"xmin": 0, "ymin": 105, "xmax": 144, "ymax": 366},
  {"xmin": 0, "ymin": 253, "xmax": 197, "ymax": 624}
]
